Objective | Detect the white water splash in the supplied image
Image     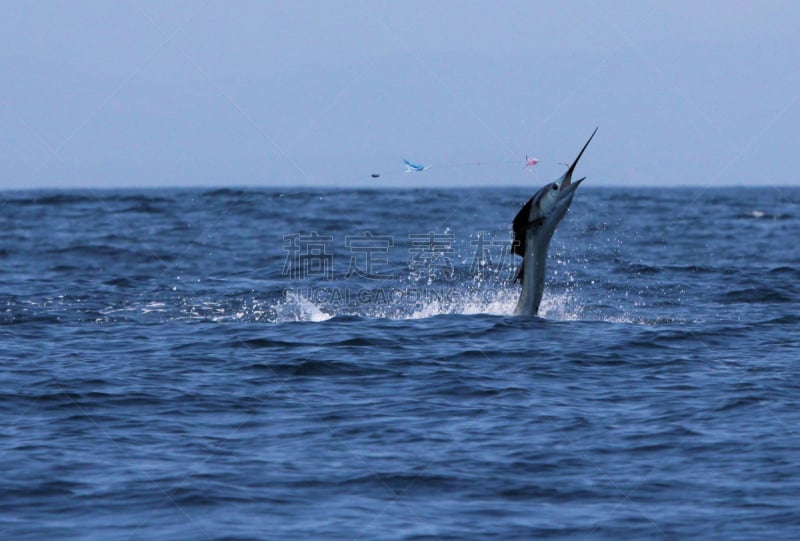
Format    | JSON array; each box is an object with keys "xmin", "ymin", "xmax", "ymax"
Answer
[
  {"xmin": 406, "ymin": 287, "xmax": 519, "ymax": 319},
  {"xmin": 268, "ymin": 291, "xmax": 333, "ymax": 323},
  {"xmin": 93, "ymin": 278, "xmax": 607, "ymax": 325},
  {"xmin": 264, "ymin": 283, "xmax": 588, "ymax": 323},
  {"xmin": 538, "ymin": 290, "xmax": 583, "ymax": 321}
]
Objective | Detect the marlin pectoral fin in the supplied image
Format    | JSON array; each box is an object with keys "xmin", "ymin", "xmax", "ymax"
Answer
[
  {"xmin": 512, "ymin": 261, "xmax": 525, "ymax": 284},
  {"xmin": 511, "ymin": 197, "xmax": 534, "ymax": 257}
]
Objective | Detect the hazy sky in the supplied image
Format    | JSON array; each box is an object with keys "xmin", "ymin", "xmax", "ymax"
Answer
[{"xmin": 1, "ymin": 1, "xmax": 798, "ymax": 189}]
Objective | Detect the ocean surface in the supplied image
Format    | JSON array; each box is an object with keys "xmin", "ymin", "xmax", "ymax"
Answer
[{"xmin": 1, "ymin": 186, "xmax": 799, "ymax": 540}]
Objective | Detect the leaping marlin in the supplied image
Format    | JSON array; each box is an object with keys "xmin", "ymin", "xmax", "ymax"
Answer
[{"xmin": 511, "ymin": 128, "xmax": 597, "ymax": 316}]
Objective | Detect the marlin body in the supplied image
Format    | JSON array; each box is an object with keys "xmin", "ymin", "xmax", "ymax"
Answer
[{"xmin": 512, "ymin": 128, "xmax": 597, "ymax": 315}]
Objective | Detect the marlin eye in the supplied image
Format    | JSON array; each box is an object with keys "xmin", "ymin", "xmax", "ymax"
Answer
[{"xmin": 552, "ymin": 184, "xmax": 558, "ymax": 191}]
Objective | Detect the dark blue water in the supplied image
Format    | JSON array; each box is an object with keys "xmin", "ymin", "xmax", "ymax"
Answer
[{"xmin": 1, "ymin": 186, "xmax": 799, "ymax": 540}]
